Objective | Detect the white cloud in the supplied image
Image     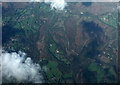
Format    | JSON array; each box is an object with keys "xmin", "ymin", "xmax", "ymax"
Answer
[
  {"xmin": 2, "ymin": 51, "xmax": 44, "ymax": 83},
  {"xmin": 45, "ymin": 0, "xmax": 67, "ymax": 10},
  {"xmin": 30, "ymin": 0, "xmax": 67, "ymax": 10},
  {"xmin": 30, "ymin": 0, "xmax": 43, "ymax": 2}
]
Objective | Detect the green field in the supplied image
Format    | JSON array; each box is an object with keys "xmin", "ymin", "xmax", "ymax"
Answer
[{"xmin": 46, "ymin": 61, "xmax": 62, "ymax": 83}]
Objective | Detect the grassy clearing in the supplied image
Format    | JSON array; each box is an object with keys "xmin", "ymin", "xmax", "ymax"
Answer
[
  {"xmin": 88, "ymin": 63, "xmax": 104, "ymax": 83},
  {"xmin": 99, "ymin": 13, "xmax": 117, "ymax": 28},
  {"xmin": 63, "ymin": 73, "xmax": 72, "ymax": 79},
  {"xmin": 109, "ymin": 67, "xmax": 117, "ymax": 80},
  {"xmin": 49, "ymin": 43, "xmax": 70, "ymax": 64}
]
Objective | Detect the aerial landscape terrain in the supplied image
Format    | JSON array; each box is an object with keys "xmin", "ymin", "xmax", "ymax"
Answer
[{"xmin": 2, "ymin": 2, "xmax": 118, "ymax": 83}]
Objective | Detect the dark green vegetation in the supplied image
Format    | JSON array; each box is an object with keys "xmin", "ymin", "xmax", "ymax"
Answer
[{"xmin": 2, "ymin": 2, "xmax": 118, "ymax": 83}]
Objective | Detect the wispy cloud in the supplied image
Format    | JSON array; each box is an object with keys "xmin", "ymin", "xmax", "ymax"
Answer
[{"xmin": 2, "ymin": 51, "xmax": 43, "ymax": 83}]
